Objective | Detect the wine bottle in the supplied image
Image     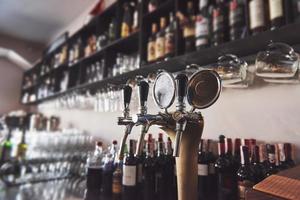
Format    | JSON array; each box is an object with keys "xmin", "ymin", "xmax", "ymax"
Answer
[
  {"xmin": 121, "ymin": 2, "xmax": 133, "ymax": 38},
  {"xmin": 112, "ymin": 162, "xmax": 122, "ymax": 200},
  {"xmin": 198, "ymin": 139, "xmax": 209, "ymax": 199},
  {"xmin": 225, "ymin": 138, "xmax": 238, "ymax": 199},
  {"xmin": 196, "ymin": 0, "xmax": 212, "ymax": 49},
  {"xmin": 155, "ymin": 17, "xmax": 167, "ymax": 60},
  {"xmin": 250, "ymin": 145, "xmax": 264, "ymax": 183},
  {"xmin": 248, "ymin": 0, "xmax": 269, "ymax": 35},
  {"xmin": 233, "ymin": 138, "xmax": 242, "ymax": 169},
  {"xmin": 165, "ymin": 137, "xmax": 176, "ymax": 200},
  {"xmin": 207, "ymin": 139, "xmax": 218, "ymax": 199},
  {"xmin": 215, "ymin": 135, "xmax": 233, "ymax": 200},
  {"xmin": 284, "ymin": 143, "xmax": 295, "ymax": 168},
  {"xmin": 147, "ymin": 23, "xmax": 158, "ymax": 63},
  {"xmin": 142, "ymin": 134, "xmax": 156, "ymax": 200},
  {"xmin": 229, "ymin": 0, "xmax": 247, "ymax": 40},
  {"xmin": 212, "ymin": 0, "xmax": 229, "ymax": 46},
  {"xmin": 268, "ymin": 0, "xmax": 285, "ymax": 30},
  {"xmin": 0, "ymin": 130, "xmax": 12, "ymax": 164},
  {"xmin": 237, "ymin": 146, "xmax": 255, "ymax": 199},
  {"xmin": 149, "ymin": 0, "xmax": 159, "ymax": 13},
  {"xmin": 258, "ymin": 144, "xmax": 269, "ymax": 179},
  {"xmin": 16, "ymin": 128, "xmax": 27, "ymax": 161},
  {"xmin": 165, "ymin": 13, "xmax": 176, "ymax": 58},
  {"xmin": 277, "ymin": 143, "xmax": 289, "ymax": 171},
  {"xmin": 122, "ymin": 140, "xmax": 138, "ymax": 200},
  {"xmin": 265, "ymin": 144, "xmax": 279, "ymax": 177},
  {"xmin": 183, "ymin": 1, "xmax": 196, "ymax": 53}
]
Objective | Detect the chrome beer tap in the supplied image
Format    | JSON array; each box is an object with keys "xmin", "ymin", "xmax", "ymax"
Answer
[{"xmin": 117, "ymin": 84, "xmax": 134, "ymax": 161}]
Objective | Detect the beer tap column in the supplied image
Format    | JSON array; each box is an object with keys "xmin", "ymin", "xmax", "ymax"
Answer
[{"xmin": 117, "ymin": 85, "xmax": 134, "ymax": 161}]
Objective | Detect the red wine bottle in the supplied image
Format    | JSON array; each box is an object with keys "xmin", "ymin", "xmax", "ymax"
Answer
[
  {"xmin": 207, "ymin": 139, "xmax": 218, "ymax": 199},
  {"xmin": 212, "ymin": 0, "xmax": 229, "ymax": 46},
  {"xmin": 229, "ymin": 0, "xmax": 247, "ymax": 40},
  {"xmin": 248, "ymin": 0, "xmax": 269, "ymax": 34},
  {"xmin": 198, "ymin": 139, "xmax": 209, "ymax": 199},
  {"xmin": 268, "ymin": 0, "xmax": 286, "ymax": 30},
  {"xmin": 215, "ymin": 135, "xmax": 233, "ymax": 200},
  {"xmin": 265, "ymin": 144, "xmax": 279, "ymax": 177},
  {"xmin": 284, "ymin": 143, "xmax": 295, "ymax": 168},
  {"xmin": 237, "ymin": 146, "xmax": 255, "ymax": 199},
  {"xmin": 233, "ymin": 138, "xmax": 242, "ymax": 169},
  {"xmin": 250, "ymin": 145, "xmax": 264, "ymax": 183},
  {"xmin": 122, "ymin": 140, "xmax": 138, "ymax": 200},
  {"xmin": 165, "ymin": 137, "xmax": 176, "ymax": 200}
]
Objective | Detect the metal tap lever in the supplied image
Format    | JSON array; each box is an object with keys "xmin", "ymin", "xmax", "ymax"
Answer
[
  {"xmin": 135, "ymin": 80, "xmax": 150, "ymax": 156},
  {"xmin": 174, "ymin": 73, "xmax": 188, "ymax": 157}
]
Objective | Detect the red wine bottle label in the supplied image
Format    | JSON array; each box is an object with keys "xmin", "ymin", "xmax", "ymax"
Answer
[
  {"xmin": 213, "ymin": 9, "xmax": 224, "ymax": 32},
  {"xmin": 198, "ymin": 164, "xmax": 209, "ymax": 176},
  {"xmin": 269, "ymin": 0, "xmax": 283, "ymax": 20},
  {"xmin": 122, "ymin": 165, "xmax": 137, "ymax": 186},
  {"xmin": 196, "ymin": 15, "xmax": 209, "ymax": 46},
  {"xmin": 229, "ymin": 1, "xmax": 243, "ymax": 26},
  {"xmin": 238, "ymin": 180, "xmax": 254, "ymax": 199},
  {"xmin": 249, "ymin": 0, "xmax": 265, "ymax": 29}
]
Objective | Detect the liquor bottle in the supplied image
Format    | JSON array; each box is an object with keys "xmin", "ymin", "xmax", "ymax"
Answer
[
  {"xmin": 277, "ymin": 143, "xmax": 289, "ymax": 170},
  {"xmin": 229, "ymin": 0, "xmax": 247, "ymax": 40},
  {"xmin": 284, "ymin": 143, "xmax": 295, "ymax": 167},
  {"xmin": 112, "ymin": 162, "xmax": 122, "ymax": 200},
  {"xmin": 108, "ymin": 18, "xmax": 117, "ymax": 42},
  {"xmin": 155, "ymin": 17, "xmax": 167, "ymax": 60},
  {"xmin": 165, "ymin": 137, "xmax": 176, "ymax": 200},
  {"xmin": 121, "ymin": 2, "xmax": 133, "ymax": 38},
  {"xmin": 102, "ymin": 140, "xmax": 119, "ymax": 195},
  {"xmin": 196, "ymin": 0, "xmax": 212, "ymax": 49},
  {"xmin": 142, "ymin": 134, "xmax": 156, "ymax": 200},
  {"xmin": 86, "ymin": 141, "xmax": 104, "ymax": 190},
  {"xmin": 225, "ymin": 138, "xmax": 238, "ymax": 199},
  {"xmin": 132, "ymin": 2, "xmax": 139, "ymax": 33},
  {"xmin": 215, "ymin": 135, "xmax": 233, "ymax": 200},
  {"xmin": 265, "ymin": 144, "xmax": 279, "ymax": 177},
  {"xmin": 183, "ymin": 1, "xmax": 196, "ymax": 53},
  {"xmin": 122, "ymin": 140, "xmax": 138, "ymax": 200},
  {"xmin": 149, "ymin": 0, "xmax": 159, "ymax": 13},
  {"xmin": 212, "ymin": 0, "xmax": 229, "ymax": 46},
  {"xmin": 248, "ymin": 0, "xmax": 269, "ymax": 35},
  {"xmin": 16, "ymin": 128, "xmax": 27, "ymax": 161},
  {"xmin": 165, "ymin": 13, "xmax": 176, "ymax": 58},
  {"xmin": 207, "ymin": 139, "xmax": 218, "ymax": 199},
  {"xmin": 74, "ymin": 38, "xmax": 83, "ymax": 63},
  {"xmin": 198, "ymin": 139, "xmax": 209, "ymax": 199},
  {"xmin": 237, "ymin": 146, "xmax": 255, "ymax": 199},
  {"xmin": 147, "ymin": 23, "xmax": 158, "ymax": 63},
  {"xmin": 268, "ymin": 0, "xmax": 285, "ymax": 30},
  {"xmin": 0, "ymin": 130, "xmax": 12, "ymax": 164},
  {"xmin": 233, "ymin": 138, "xmax": 242, "ymax": 168},
  {"xmin": 258, "ymin": 144, "xmax": 269, "ymax": 179},
  {"xmin": 155, "ymin": 133, "xmax": 168, "ymax": 200},
  {"xmin": 250, "ymin": 145, "xmax": 264, "ymax": 183}
]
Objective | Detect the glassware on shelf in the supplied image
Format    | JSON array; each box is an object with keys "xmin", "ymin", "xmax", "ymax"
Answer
[
  {"xmin": 256, "ymin": 42, "xmax": 300, "ymax": 83},
  {"xmin": 215, "ymin": 54, "xmax": 249, "ymax": 88}
]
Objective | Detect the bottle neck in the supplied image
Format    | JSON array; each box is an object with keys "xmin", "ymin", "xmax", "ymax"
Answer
[
  {"xmin": 240, "ymin": 146, "xmax": 250, "ymax": 166},
  {"xmin": 267, "ymin": 145, "xmax": 276, "ymax": 165},
  {"xmin": 251, "ymin": 146, "xmax": 260, "ymax": 164},
  {"xmin": 157, "ymin": 141, "xmax": 164, "ymax": 157},
  {"xmin": 225, "ymin": 139, "xmax": 233, "ymax": 155},
  {"xmin": 218, "ymin": 142, "xmax": 225, "ymax": 156},
  {"xmin": 146, "ymin": 142, "xmax": 154, "ymax": 158}
]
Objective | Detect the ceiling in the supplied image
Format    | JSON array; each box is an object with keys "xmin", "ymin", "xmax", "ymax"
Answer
[{"xmin": 0, "ymin": 0, "xmax": 97, "ymax": 44}]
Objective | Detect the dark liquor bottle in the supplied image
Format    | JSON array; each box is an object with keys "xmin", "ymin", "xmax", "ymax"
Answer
[
  {"xmin": 165, "ymin": 13, "xmax": 176, "ymax": 58},
  {"xmin": 149, "ymin": 0, "xmax": 159, "ymax": 13},
  {"xmin": 121, "ymin": 2, "xmax": 133, "ymax": 38},
  {"xmin": 112, "ymin": 162, "xmax": 122, "ymax": 200},
  {"xmin": 248, "ymin": 0, "xmax": 269, "ymax": 34},
  {"xmin": 284, "ymin": 143, "xmax": 295, "ymax": 167},
  {"xmin": 215, "ymin": 135, "xmax": 233, "ymax": 200},
  {"xmin": 198, "ymin": 139, "xmax": 209, "ymax": 199},
  {"xmin": 155, "ymin": 133, "xmax": 168, "ymax": 200},
  {"xmin": 258, "ymin": 144, "xmax": 269, "ymax": 179},
  {"xmin": 225, "ymin": 138, "xmax": 238, "ymax": 199},
  {"xmin": 165, "ymin": 137, "xmax": 176, "ymax": 200},
  {"xmin": 155, "ymin": 17, "xmax": 167, "ymax": 60},
  {"xmin": 143, "ymin": 134, "xmax": 156, "ymax": 200},
  {"xmin": 0, "ymin": 130, "xmax": 12, "ymax": 164},
  {"xmin": 293, "ymin": 0, "xmax": 300, "ymax": 22},
  {"xmin": 250, "ymin": 145, "xmax": 264, "ymax": 183},
  {"xmin": 229, "ymin": 0, "xmax": 247, "ymax": 40},
  {"xmin": 147, "ymin": 23, "xmax": 158, "ymax": 63},
  {"xmin": 237, "ymin": 146, "xmax": 255, "ymax": 199},
  {"xmin": 268, "ymin": 0, "xmax": 285, "ymax": 30},
  {"xmin": 122, "ymin": 140, "xmax": 138, "ymax": 200},
  {"xmin": 233, "ymin": 138, "xmax": 242, "ymax": 168},
  {"xmin": 265, "ymin": 144, "xmax": 279, "ymax": 177},
  {"xmin": 196, "ymin": 0, "xmax": 212, "ymax": 49},
  {"xmin": 132, "ymin": 2, "xmax": 139, "ymax": 33},
  {"xmin": 207, "ymin": 139, "xmax": 218, "ymax": 199},
  {"xmin": 212, "ymin": 0, "xmax": 229, "ymax": 46},
  {"xmin": 277, "ymin": 143, "xmax": 289, "ymax": 171},
  {"xmin": 183, "ymin": 1, "xmax": 196, "ymax": 53}
]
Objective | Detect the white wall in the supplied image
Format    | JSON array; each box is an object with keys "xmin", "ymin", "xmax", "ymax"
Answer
[{"xmin": 39, "ymin": 84, "xmax": 300, "ymax": 162}]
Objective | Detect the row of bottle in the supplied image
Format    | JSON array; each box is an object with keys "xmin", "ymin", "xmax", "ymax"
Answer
[
  {"xmin": 198, "ymin": 135, "xmax": 296, "ymax": 200},
  {"xmin": 147, "ymin": 0, "xmax": 300, "ymax": 63}
]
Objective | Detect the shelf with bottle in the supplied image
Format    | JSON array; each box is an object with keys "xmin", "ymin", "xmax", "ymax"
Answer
[{"xmin": 143, "ymin": 0, "xmax": 175, "ymax": 20}]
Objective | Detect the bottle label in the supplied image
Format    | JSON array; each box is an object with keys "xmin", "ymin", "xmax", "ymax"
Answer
[
  {"xmin": 208, "ymin": 163, "xmax": 215, "ymax": 174},
  {"xmin": 229, "ymin": 2, "xmax": 244, "ymax": 26},
  {"xmin": 238, "ymin": 180, "xmax": 254, "ymax": 199},
  {"xmin": 112, "ymin": 176, "xmax": 122, "ymax": 194},
  {"xmin": 122, "ymin": 165, "xmax": 137, "ymax": 186},
  {"xmin": 147, "ymin": 41, "xmax": 156, "ymax": 62},
  {"xmin": 121, "ymin": 23, "xmax": 130, "ymax": 38},
  {"xmin": 269, "ymin": 0, "xmax": 283, "ymax": 20},
  {"xmin": 184, "ymin": 23, "xmax": 195, "ymax": 38},
  {"xmin": 268, "ymin": 153, "xmax": 276, "ymax": 164},
  {"xmin": 155, "ymin": 36, "xmax": 165, "ymax": 59},
  {"xmin": 198, "ymin": 164, "xmax": 209, "ymax": 176},
  {"xmin": 165, "ymin": 32, "xmax": 175, "ymax": 55},
  {"xmin": 200, "ymin": 0, "xmax": 208, "ymax": 10},
  {"xmin": 213, "ymin": 9, "xmax": 224, "ymax": 32},
  {"xmin": 249, "ymin": 0, "xmax": 265, "ymax": 29},
  {"xmin": 196, "ymin": 16, "xmax": 209, "ymax": 37}
]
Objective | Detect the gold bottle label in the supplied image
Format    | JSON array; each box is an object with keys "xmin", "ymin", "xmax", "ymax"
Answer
[
  {"xmin": 121, "ymin": 23, "xmax": 130, "ymax": 38},
  {"xmin": 165, "ymin": 32, "xmax": 174, "ymax": 55},
  {"xmin": 147, "ymin": 41, "xmax": 156, "ymax": 62},
  {"xmin": 155, "ymin": 37, "xmax": 165, "ymax": 59},
  {"xmin": 112, "ymin": 178, "xmax": 122, "ymax": 194}
]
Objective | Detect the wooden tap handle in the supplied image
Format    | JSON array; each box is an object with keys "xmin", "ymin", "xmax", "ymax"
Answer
[{"xmin": 160, "ymin": 118, "xmax": 204, "ymax": 200}]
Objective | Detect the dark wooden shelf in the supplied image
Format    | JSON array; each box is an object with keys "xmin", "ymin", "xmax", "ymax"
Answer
[{"xmin": 21, "ymin": 0, "xmax": 300, "ymax": 106}]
